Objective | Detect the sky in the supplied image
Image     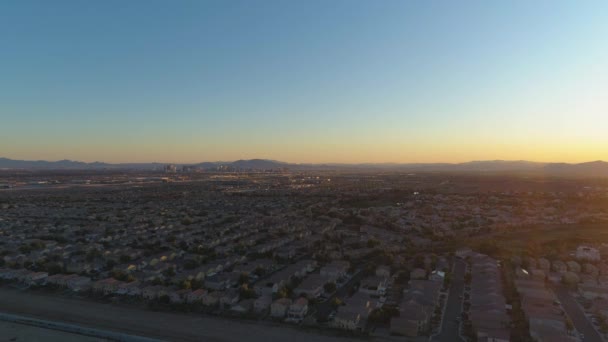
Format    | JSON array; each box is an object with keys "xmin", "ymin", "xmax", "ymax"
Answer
[{"xmin": 1, "ymin": 0, "xmax": 607, "ymax": 164}]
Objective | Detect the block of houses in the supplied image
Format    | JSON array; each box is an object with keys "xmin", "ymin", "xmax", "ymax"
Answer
[{"xmin": 470, "ymin": 253, "xmax": 511, "ymax": 342}]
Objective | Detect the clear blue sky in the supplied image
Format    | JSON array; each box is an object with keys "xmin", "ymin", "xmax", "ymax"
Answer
[{"xmin": 1, "ymin": 0, "xmax": 607, "ymax": 163}]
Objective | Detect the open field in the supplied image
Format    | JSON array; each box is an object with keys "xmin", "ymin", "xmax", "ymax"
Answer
[
  {"xmin": 0, "ymin": 287, "xmax": 358, "ymax": 342},
  {"xmin": 469, "ymin": 223, "xmax": 608, "ymax": 257}
]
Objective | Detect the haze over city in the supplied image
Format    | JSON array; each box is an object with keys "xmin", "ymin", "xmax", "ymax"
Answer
[{"xmin": 2, "ymin": 0, "xmax": 607, "ymax": 164}]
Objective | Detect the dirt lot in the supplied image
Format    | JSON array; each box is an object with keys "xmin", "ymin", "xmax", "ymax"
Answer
[{"xmin": 0, "ymin": 287, "xmax": 356, "ymax": 342}]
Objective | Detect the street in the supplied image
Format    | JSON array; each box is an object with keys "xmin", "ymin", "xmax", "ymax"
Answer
[
  {"xmin": 554, "ymin": 286, "xmax": 603, "ymax": 342},
  {"xmin": 0, "ymin": 287, "xmax": 356, "ymax": 342},
  {"xmin": 430, "ymin": 259, "xmax": 465, "ymax": 342}
]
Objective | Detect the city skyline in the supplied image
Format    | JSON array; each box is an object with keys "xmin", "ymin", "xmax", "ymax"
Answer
[{"xmin": 2, "ymin": 0, "xmax": 607, "ymax": 164}]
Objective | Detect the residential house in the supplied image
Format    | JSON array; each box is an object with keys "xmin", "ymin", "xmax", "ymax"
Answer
[
  {"xmin": 231, "ymin": 299, "xmax": 254, "ymax": 314},
  {"xmin": 202, "ymin": 291, "xmax": 221, "ymax": 306},
  {"xmin": 287, "ymin": 297, "xmax": 308, "ymax": 322},
  {"xmin": 187, "ymin": 288, "xmax": 208, "ymax": 303},
  {"xmin": 254, "ymin": 294, "xmax": 272, "ymax": 313},
  {"xmin": 271, "ymin": 298, "xmax": 292, "ymax": 318}
]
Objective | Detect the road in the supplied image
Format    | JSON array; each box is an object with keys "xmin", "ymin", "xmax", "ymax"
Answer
[
  {"xmin": 430, "ymin": 259, "xmax": 465, "ymax": 342},
  {"xmin": 0, "ymin": 312, "xmax": 160, "ymax": 342},
  {"xmin": 0, "ymin": 287, "xmax": 356, "ymax": 342},
  {"xmin": 554, "ymin": 286, "xmax": 603, "ymax": 342},
  {"xmin": 0, "ymin": 320, "xmax": 105, "ymax": 342}
]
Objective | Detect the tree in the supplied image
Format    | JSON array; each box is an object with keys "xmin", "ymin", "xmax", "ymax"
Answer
[
  {"xmin": 238, "ymin": 273, "xmax": 250, "ymax": 285},
  {"xmin": 477, "ymin": 240, "xmax": 499, "ymax": 257},
  {"xmin": 163, "ymin": 266, "xmax": 176, "ymax": 278},
  {"xmin": 330, "ymin": 297, "xmax": 343, "ymax": 309},
  {"xmin": 413, "ymin": 255, "xmax": 425, "ymax": 269},
  {"xmin": 464, "ymin": 273, "xmax": 472, "ymax": 284},
  {"xmin": 253, "ymin": 266, "xmax": 265, "ymax": 277},
  {"xmin": 368, "ymin": 307, "xmax": 399, "ymax": 324},
  {"xmin": 105, "ymin": 259, "xmax": 116, "ymax": 270},
  {"xmin": 86, "ymin": 249, "xmax": 101, "ymax": 262},
  {"xmin": 18, "ymin": 244, "xmax": 32, "ymax": 254},
  {"xmin": 184, "ymin": 259, "xmax": 198, "ymax": 270},
  {"xmin": 190, "ymin": 278, "xmax": 203, "ymax": 290},
  {"xmin": 443, "ymin": 272, "xmax": 452, "ymax": 289},
  {"xmin": 240, "ymin": 285, "xmax": 257, "ymax": 299},
  {"xmin": 565, "ymin": 318, "xmax": 574, "ymax": 332},
  {"xmin": 277, "ymin": 287, "xmax": 289, "ymax": 299},
  {"xmin": 46, "ymin": 262, "xmax": 62, "ymax": 275},
  {"xmin": 181, "ymin": 280, "xmax": 192, "ymax": 290},
  {"xmin": 324, "ymin": 282, "xmax": 336, "ymax": 293},
  {"xmin": 395, "ymin": 271, "xmax": 410, "ymax": 285}
]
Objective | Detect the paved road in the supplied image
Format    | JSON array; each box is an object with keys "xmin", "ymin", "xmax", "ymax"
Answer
[
  {"xmin": 430, "ymin": 259, "xmax": 465, "ymax": 342},
  {"xmin": 0, "ymin": 320, "xmax": 105, "ymax": 342},
  {"xmin": 0, "ymin": 312, "xmax": 160, "ymax": 342},
  {"xmin": 554, "ymin": 286, "xmax": 603, "ymax": 342},
  {"xmin": 0, "ymin": 287, "xmax": 356, "ymax": 342}
]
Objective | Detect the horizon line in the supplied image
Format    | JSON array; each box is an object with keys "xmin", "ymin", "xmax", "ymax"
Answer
[{"xmin": 1, "ymin": 156, "xmax": 606, "ymax": 166}]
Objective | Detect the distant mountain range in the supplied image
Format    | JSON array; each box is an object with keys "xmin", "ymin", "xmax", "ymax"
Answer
[{"xmin": 1, "ymin": 157, "xmax": 607, "ymax": 177}]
